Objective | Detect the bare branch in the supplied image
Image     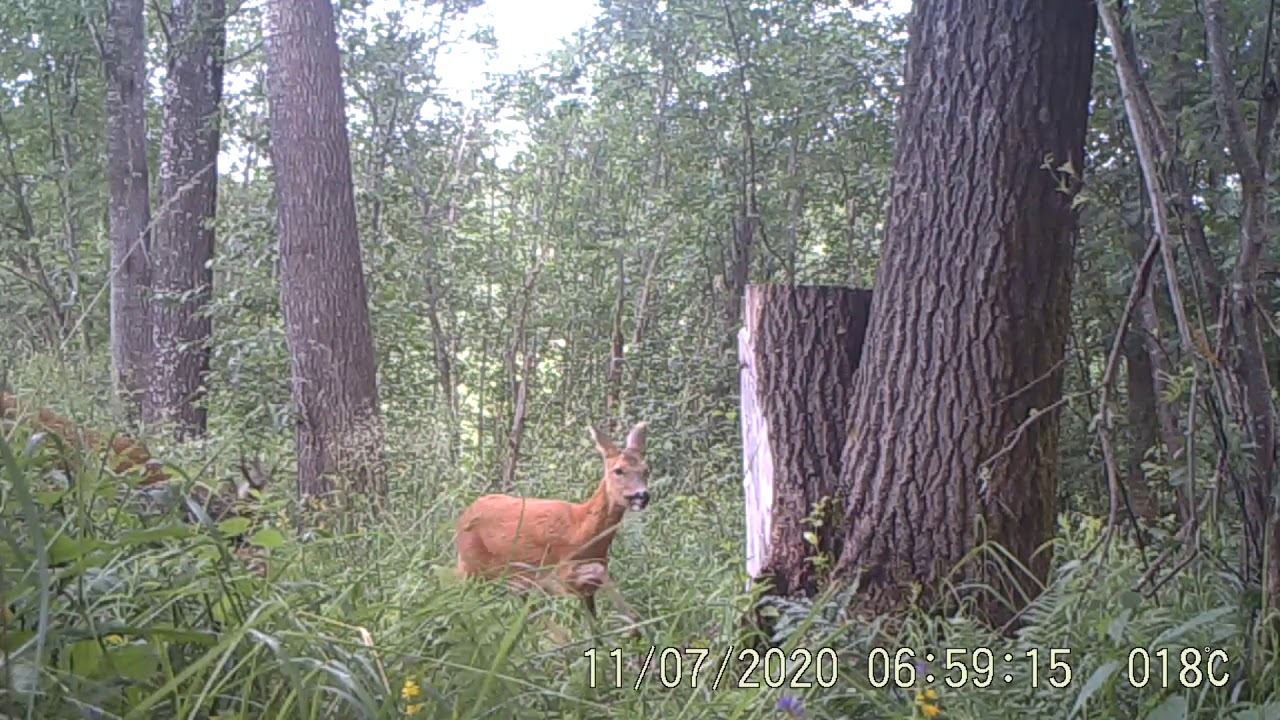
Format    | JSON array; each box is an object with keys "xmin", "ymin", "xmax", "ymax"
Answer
[
  {"xmin": 1099, "ymin": 0, "xmax": 1224, "ymax": 297},
  {"xmin": 1202, "ymin": 0, "xmax": 1265, "ymax": 190}
]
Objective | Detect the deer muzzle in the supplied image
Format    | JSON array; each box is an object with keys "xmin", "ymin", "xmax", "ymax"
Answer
[{"xmin": 625, "ymin": 490, "xmax": 650, "ymax": 510}]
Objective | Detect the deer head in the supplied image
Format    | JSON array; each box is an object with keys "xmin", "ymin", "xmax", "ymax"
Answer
[
  {"xmin": 236, "ymin": 454, "xmax": 274, "ymax": 500},
  {"xmin": 590, "ymin": 421, "xmax": 651, "ymax": 511}
]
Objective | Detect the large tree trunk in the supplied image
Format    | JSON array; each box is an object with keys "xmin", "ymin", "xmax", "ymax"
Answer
[
  {"xmin": 264, "ymin": 0, "xmax": 385, "ymax": 505},
  {"xmin": 832, "ymin": 0, "xmax": 1097, "ymax": 625},
  {"xmin": 740, "ymin": 285, "xmax": 872, "ymax": 597},
  {"xmin": 145, "ymin": 0, "xmax": 226, "ymax": 439},
  {"xmin": 102, "ymin": 0, "xmax": 153, "ymax": 417}
]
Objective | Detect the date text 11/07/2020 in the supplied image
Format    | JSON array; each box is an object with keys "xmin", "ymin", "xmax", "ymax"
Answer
[{"xmin": 583, "ymin": 646, "xmax": 1233, "ymax": 691}]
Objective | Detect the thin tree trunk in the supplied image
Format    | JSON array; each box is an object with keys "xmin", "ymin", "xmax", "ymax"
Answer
[
  {"xmin": 146, "ymin": 0, "xmax": 226, "ymax": 439},
  {"xmin": 48, "ymin": 59, "xmax": 85, "ymax": 348},
  {"xmin": 1123, "ymin": 329, "xmax": 1161, "ymax": 522},
  {"xmin": 500, "ymin": 260, "xmax": 541, "ymax": 489},
  {"xmin": 264, "ymin": 0, "xmax": 386, "ymax": 506},
  {"xmin": 632, "ymin": 233, "xmax": 665, "ymax": 349},
  {"xmin": 1124, "ymin": 220, "xmax": 1190, "ymax": 519},
  {"xmin": 403, "ymin": 121, "xmax": 476, "ymax": 444},
  {"xmin": 1102, "ymin": 0, "xmax": 1280, "ymax": 605},
  {"xmin": 720, "ymin": 0, "xmax": 761, "ymax": 334},
  {"xmin": 0, "ymin": 108, "xmax": 67, "ymax": 343},
  {"xmin": 1202, "ymin": 0, "xmax": 1280, "ymax": 609},
  {"xmin": 102, "ymin": 0, "xmax": 153, "ymax": 417},
  {"xmin": 605, "ymin": 250, "xmax": 625, "ymax": 427},
  {"xmin": 784, "ymin": 134, "xmax": 806, "ymax": 277},
  {"xmin": 502, "ymin": 335, "xmax": 539, "ymax": 489},
  {"xmin": 1100, "ymin": 2, "xmax": 1201, "ymax": 523}
]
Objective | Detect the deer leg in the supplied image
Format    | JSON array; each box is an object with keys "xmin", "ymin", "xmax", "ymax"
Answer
[{"xmin": 591, "ymin": 572, "xmax": 645, "ymax": 639}]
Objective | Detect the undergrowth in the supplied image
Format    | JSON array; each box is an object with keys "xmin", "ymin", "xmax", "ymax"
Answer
[{"xmin": 2, "ymin": 387, "xmax": 1279, "ymax": 718}]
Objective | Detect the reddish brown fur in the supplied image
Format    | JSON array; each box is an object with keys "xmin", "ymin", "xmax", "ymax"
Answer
[
  {"xmin": 1, "ymin": 393, "xmax": 168, "ymax": 484},
  {"xmin": 0, "ymin": 392, "xmax": 270, "ymax": 497},
  {"xmin": 455, "ymin": 421, "xmax": 651, "ymax": 615},
  {"xmin": 2, "ymin": 393, "xmax": 272, "ymax": 576}
]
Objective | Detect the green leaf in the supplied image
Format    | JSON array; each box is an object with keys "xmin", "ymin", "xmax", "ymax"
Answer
[
  {"xmin": 247, "ymin": 527, "xmax": 286, "ymax": 548},
  {"xmin": 1232, "ymin": 701, "xmax": 1280, "ymax": 720},
  {"xmin": 49, "ymin": 535, "xmax": 98, "ymax": 565},
  {"xmin": 1145, "ymin": 694, "xmax": 1188, "ymax": 720},
  {"xmin": 1116, "ymin": 590, "xmax": 1143, "ymax": 610},
  {"xmin": 216, "ymin": 517, "xmax": 252, "ymax": 536},
  {"xmin": 118, "ymin": 525, "xmax": 194, "ymax": 545},
  {"xmin": 0, "ymin": 629, "xmax": 35, "ymax": 652},
  {"xmin": 1070, "ymin": 660, "xmax": 1119, "ymax": 718},
  {"xmin": 124, "ymin": 602, "xmax": 284, "ymax": 719},
  {"xmin": 110, "ymin": 643, "xmax": 160, "ymax": 682},
  {"xmin": 1153, "ymin": 606, "xmax": 1233, "ymax": 647},
  {"xmin": 67, "ymin": 639, "xmax": 104, "ymax": 677},
  {"xmin": 33, "ymin": 490, "xmax": 66, "ymax": 507},
  {"xmin": 1106, "ymin": 608, "xmax": 1131, "ymax": 644}
]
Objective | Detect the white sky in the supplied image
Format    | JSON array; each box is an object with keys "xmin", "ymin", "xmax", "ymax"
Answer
[
  {"xmin": 432, "ymin": 0, "xmax": 601, "ymax": 104},
  {"xmin": 423, "ymin": 0, "xmax": 911, "ymax": 163},
  {"xmin": 219, "ymin": 0, "xmax": 912, "ymax": 172},
  {"xmin": 428, "ymin": 0, "xmax": 913, "ymax": 106}
]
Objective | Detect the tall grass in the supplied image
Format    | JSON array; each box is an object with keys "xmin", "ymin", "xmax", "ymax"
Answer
[{"xmin": 2, "ymin": 398, "xmax": 1278, "ymax": 718}]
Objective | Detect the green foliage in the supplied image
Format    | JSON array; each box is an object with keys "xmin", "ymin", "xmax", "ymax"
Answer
[
  {"xmin": 3, "ymin": 0, "xmax": 1280, "ymax": 716},
  {"xmin": 4, "ymin": 411, "xmax": 1279, "ymax": 718}
]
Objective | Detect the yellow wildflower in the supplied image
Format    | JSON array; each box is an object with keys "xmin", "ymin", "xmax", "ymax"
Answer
[
  {"xmin": 405, "ymin": 704, "xmax": 424, "ymax": 716},
  {"xmin": 916, "ymin": 688, "xmax": 938, "ymax": 702},
  {"xmin": 920, "ymin": 704, "xmax": 941, "ymax": 718},
  {"xmin": 401, "ymin": 679, "xmax": 421, "ymax": 701},
  {"xmin": 104, "ymin": 634, "xmax": 126, "ymax": 646}
]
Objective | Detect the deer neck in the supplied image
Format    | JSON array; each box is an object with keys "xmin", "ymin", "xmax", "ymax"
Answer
[{"xmin": 572, "ymin": 479, "xmax": 625, "ymax": 555}]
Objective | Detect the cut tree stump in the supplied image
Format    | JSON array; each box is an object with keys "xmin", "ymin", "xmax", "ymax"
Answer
[{"xmin": 740, "ymin": 284, "xmax": 872, "ymax": 597}]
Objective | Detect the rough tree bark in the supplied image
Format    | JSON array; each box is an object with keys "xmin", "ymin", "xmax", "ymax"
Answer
[
  {"xmin": 102, "ymin": 0, "xmax": 153, "ymax": 416},
  {"xmin": 264, "ymin": 0, "xmax": 385, "ymax": 504},
  {"xmin": 145, "ymin": 0, "xmax": 226, "ymax": 439},
  {"xmin": 740, "ymin": 285, "xmax": 872, "ymax": 597},
  {"xmin": 832, "ymin": 0, "xmax": 1097, "ymax": 625}
]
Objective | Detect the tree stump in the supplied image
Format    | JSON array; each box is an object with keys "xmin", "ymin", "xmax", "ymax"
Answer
[{"xmin": 739, "ymin": 284, "xmax": 872, "ymax": 597}]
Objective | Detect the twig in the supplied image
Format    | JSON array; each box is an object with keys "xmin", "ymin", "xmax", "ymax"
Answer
[{"xmin": 1079, "ymin": 233, "xmax": 1161, "ymax": 575}]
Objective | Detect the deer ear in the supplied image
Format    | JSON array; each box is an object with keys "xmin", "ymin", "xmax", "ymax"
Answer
[
  {"xmin": 589, "ymin": 425, "xmax": 616, "ymax": 455},
  {"xmin": 625, "ymin": 421, "xmax": 648, "ymax": 454}
]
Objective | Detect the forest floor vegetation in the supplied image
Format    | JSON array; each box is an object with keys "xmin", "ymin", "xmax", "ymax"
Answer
[{"xmin": 1, "ymin": 367, "xmax": 1277, "ymax": 719}]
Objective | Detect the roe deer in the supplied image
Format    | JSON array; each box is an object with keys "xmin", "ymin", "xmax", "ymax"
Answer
[
  {"xmin": 2, "ymin": 393, "xmax": 271, "ymax": 534},
  {"xmin": 455, "ymin": 421, "xmax": 651, "ymax": 618},
  {"xmin": 1, "ymin": 393, "xmax": 168, "ymax": 484}
]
